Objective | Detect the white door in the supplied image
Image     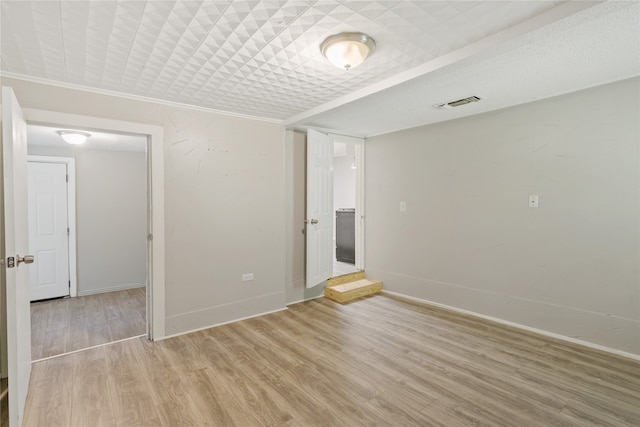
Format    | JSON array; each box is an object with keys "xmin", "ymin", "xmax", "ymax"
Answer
[
  {"xmin": 2, "ymin": 86, "xmax": 33, "ymax": 426},
  {"xmin": 306, "ymin": 129, "xmax": 333, "ymax": 288},
  {"xmin": 27, "ymin": 162, "xmax": 70, "ymax": 301}
]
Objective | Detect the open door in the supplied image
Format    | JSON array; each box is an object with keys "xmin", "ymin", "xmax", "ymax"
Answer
[
  {"xmin": 2, "ymin": 86, "xmax": 33, "ymax": 426},
  {"xmin": 306, "ymin": 129, "xmax": 333, "ymax": 288}
]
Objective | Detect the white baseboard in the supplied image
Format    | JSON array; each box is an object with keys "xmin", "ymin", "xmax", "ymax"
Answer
[
  {"xmin": 159, "ymin": 307, "xmax": 287, "ymax": 341},
  {"xmin": 286, "ymin": 293, "xmax": 325, "ymax": 306},
  {"xmin": 161, "ymin": 293, "xmax": 327, "ymax": 342},
  {"xmin": 381, "ymin": 290, "xmax": 640, "ymax": 362},
  {"xmin": 163, "ymin": 291, "xmax": 286, "ymax": 338},
  {"xmin": 77, "ymin": 283, "xmax": 145, "ymax": 297}
]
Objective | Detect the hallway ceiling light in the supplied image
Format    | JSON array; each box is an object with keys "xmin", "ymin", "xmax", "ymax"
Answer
[
  {"xmin": 56, "ymin": 130, "xmax": 91, "ymax": 145},
  {"xmin": 320, "ymin": 32, "xmax": 376, "ymax": 71}
]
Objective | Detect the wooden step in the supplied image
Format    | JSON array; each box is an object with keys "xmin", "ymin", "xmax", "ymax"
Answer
[
  {"xmin": 324, "ymin": 278, "xmax": 382, "ymax": 303},
  {"xmin": 327, "ymin": 270, "xmax": 365, "ymax": 287}
]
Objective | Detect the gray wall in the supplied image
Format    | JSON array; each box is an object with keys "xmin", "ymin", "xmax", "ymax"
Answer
[
  {"xmin": 5, "ymin": 77, "xmax": 286, "ymax": 336},
  {"xmin": 27, "ymin": 145, "xmax": 147, "ymax": 295},
  {"xmin": 365, "ymin": 77, "xmax": 640, "ymax": 355}
]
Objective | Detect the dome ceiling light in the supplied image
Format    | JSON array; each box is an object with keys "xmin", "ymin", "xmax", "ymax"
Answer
[
  {"xmin": 320, "ymin": 32, "xmax": 376, "ymax": 71},
  {"xmin": 56, "ymin": 130, "xmax": 91, "ymax": 145}
]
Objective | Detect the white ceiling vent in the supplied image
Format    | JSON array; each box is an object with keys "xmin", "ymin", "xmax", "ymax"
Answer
[{"xmin": 434, "ymin": 95, "xmax": 482, "ymax": 110}]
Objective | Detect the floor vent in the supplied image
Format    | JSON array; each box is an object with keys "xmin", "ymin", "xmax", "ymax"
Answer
[{"xmin": 434, "ymin": 95, "xmax": 482, "ymax": 109}]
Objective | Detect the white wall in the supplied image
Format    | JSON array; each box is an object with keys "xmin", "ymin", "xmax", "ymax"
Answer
[
  {"xmin": 3, "ymin": 77, "xmax": 286, "ymax": 336},
  {"xmin": 27, "ymin": 145, "xmax": 147, "ymax": 295},
  {"xmin": 365, "ymin": 77, "xmax": 640, "ymax": 356}
]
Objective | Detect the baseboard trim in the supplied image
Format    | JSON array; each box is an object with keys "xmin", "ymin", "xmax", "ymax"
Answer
[
  {"xmin": 159, "ymin": 307, "xmax": 288, "ymax": 341},
  {"xmin": 381, "ymin": 290, "xmax": 640, "ymax": 362},
  {"xmin": 77, "ymin": 283, "xmax": 145, "ymax": 297},
  {"xmin": 286, "ymin": 294, "xmax": 325, "ymax": 306},
  {"xmin": 162, "ymin": 293, "xmax": 328, "ymax": 341}
]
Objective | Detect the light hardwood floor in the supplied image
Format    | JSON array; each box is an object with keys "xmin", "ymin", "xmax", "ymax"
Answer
[
  {"xmin": 30, "ymin": 288, "xmax": 146, "ymax": 361},
  {"xmin": 24, "ymin": 294, "xmax": 640, "ymax": 426}
]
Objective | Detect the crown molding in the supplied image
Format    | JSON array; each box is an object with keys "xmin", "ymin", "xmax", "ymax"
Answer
[{"xmin": 0, "ymin": 72, "xmax": 283, "ymax": 125}]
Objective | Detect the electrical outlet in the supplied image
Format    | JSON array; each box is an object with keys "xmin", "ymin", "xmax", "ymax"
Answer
[
  {"xmin": 400, "ymin": 201, "xmax": 407, "ymax": 212},
  {"xmin": 529, "ymin": 195, "xmax": 539, "ymax": 208},
  {"xmin": 242, "ymin": 273, "xmax": 254, "ymax": 281}
]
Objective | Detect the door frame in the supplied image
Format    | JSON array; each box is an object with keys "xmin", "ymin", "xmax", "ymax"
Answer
[
  {"xmin": 22, "ymin": 108, "xmax": 165, "ymax": 340},
  {"xmin": 304, "ymin": 129, "xmax": 365, "ymax": 286},
  {"xmin": 27, "ymin": 155, "xmax": 77, "ymax": 298}
]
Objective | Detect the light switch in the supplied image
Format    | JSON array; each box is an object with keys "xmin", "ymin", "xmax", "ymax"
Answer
[
  {"xmin": 529, "ymin": 195, "xmax": 539, "ymax": 208},
  {"xmin": 400, "ymin": 202, "xmax": 407, "ymax": 212}
]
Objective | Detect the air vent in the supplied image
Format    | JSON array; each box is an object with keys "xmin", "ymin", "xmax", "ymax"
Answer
[{"xmin": 434, "ymin": 95, "xmax": 482, "ymax": 110}]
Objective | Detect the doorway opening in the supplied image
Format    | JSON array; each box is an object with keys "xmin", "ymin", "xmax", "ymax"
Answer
[
  {"xmin": 333, "ymin": 139, "xmax": 359, "ymax": 277},
  {"xmin": 26, "ymin": 124, "xmax": 148, "ymax": 361},
  {"xmin": 305, "ymin": 129, "xmax": 365, "ymax": 289},
  {"xmin": 1, "ymin": 91, "xmax": 165, "ymax": 426}
]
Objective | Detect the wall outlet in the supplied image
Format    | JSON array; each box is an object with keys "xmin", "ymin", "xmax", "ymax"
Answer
[
  {"xmin": 400, "ymin": 201, "xmax": 407, "ymax": 212},
  {"xmin": 241, "ymin": 273, "xmax": 254, "ymax": 281},
  {"xmin": 529, "ymin": 195, "xmax": 539, "ymax": 208}
]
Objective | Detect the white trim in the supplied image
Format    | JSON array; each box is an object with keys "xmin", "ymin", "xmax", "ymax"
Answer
[
  {"xmin": 158, "ymin": 307, "xmax": 288, "ymax": 341},
  {"xmin": 1, "ymin": 72, "xmax": 282, "ymax": 125},
  {"xmin": 354, "ymin": 142, "xmax": 365, "ymax": 271},
  {"xmin": 22, "ymin": 108, "xmax": 166, "ymax": 340},
  {"xmin": 76, "ymin": 283, "xmax": 145, "ymax": 297},
  {"xmin": 330, "ymin": 134, "xmax": 366, "ymax": 145},
  {"xmin": 27, "ymin": 155, "xmax": 77, "ymax": 298},
  {"xmin": 31, "ymin": 334, "xmax": 145, "ymax": 363},
  {"xmin": 381, "ymin": 290, "xmax": 640, "ymax": 362},
  {"xmin": 286, "ymin": 294, "xmax": 325, "ymax": 306}
]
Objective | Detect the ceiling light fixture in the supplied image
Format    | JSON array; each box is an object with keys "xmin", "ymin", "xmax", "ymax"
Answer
[
  {"xmin": 320, "ymin": 32, "xmax": 376, "ymax": 71},
  {"xmin": 56, "ymin": 130, "xmax": 91, "ymax": 145}
]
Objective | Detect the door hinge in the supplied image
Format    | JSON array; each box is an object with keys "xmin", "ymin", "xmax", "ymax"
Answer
[
  {"xmin": 69, "ymin": 280, "xmax": 71, "ymax": 289},
  {"xmin": 148, "ymin": 233, "xmax": 153, "ymax": 241},
  {"xmin": 7, "ymin": 257, "xmax": 15, "ymax": 268},
  {"xmin": 66, "ymin": 174, "xmax": 69, "ymax": 182},
  {"xmin": 67, "ymin": 227, "xmax": 70, "ymax": 236}
]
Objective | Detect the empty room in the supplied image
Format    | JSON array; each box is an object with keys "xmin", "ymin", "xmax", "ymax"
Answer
[{"xmin": 1, "ymin": 1, "xmax": 639, "ymax": 426}]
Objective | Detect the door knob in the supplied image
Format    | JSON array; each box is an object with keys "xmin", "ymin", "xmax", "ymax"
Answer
[
  {"xmin": 310, "ymin": 219, "xmax": 319, "ymax": 224},
  {"xmin": 17, "ymin": 254, "xmax": 34, "ymax": 266}
]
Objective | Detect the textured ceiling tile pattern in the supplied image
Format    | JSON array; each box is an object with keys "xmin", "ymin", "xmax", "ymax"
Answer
[{"xmin": 1, "ymin": 0, "xmax": 560, "ymax": 120}]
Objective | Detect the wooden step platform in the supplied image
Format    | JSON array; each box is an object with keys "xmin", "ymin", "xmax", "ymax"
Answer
[{"xmin": 324, "ymin": 273, "xmax": 382, "ymax": 303}]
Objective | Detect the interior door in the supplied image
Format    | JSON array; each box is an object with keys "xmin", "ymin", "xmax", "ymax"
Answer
[
  {"xmin": 306, "ymin": 129, "xmax": 333, "ymax": 288},
  {"xmin": 2, "ymin": 86, "xmax": 33, "ymax": 426},
  {"xmin": 28, "ymin": 161, "xmax": 70, "ymax": 301}
]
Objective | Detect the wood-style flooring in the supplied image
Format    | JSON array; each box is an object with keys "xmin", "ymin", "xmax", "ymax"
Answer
[
  {"xmin": 30, "ymin": 287, "xmax": 146, "ymax": 361},
  {"xmin": 24, "ymin": 294, "xmax": 640, "ymax": 426}
]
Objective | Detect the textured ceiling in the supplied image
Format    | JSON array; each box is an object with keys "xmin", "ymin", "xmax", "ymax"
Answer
[
  {"xmin": 294, "ymin": 0, "xmax": 640, "ymax": 136},
  {"xmin": 1, "ymin": 0, "xmax": 563, "ymax": 122}
]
